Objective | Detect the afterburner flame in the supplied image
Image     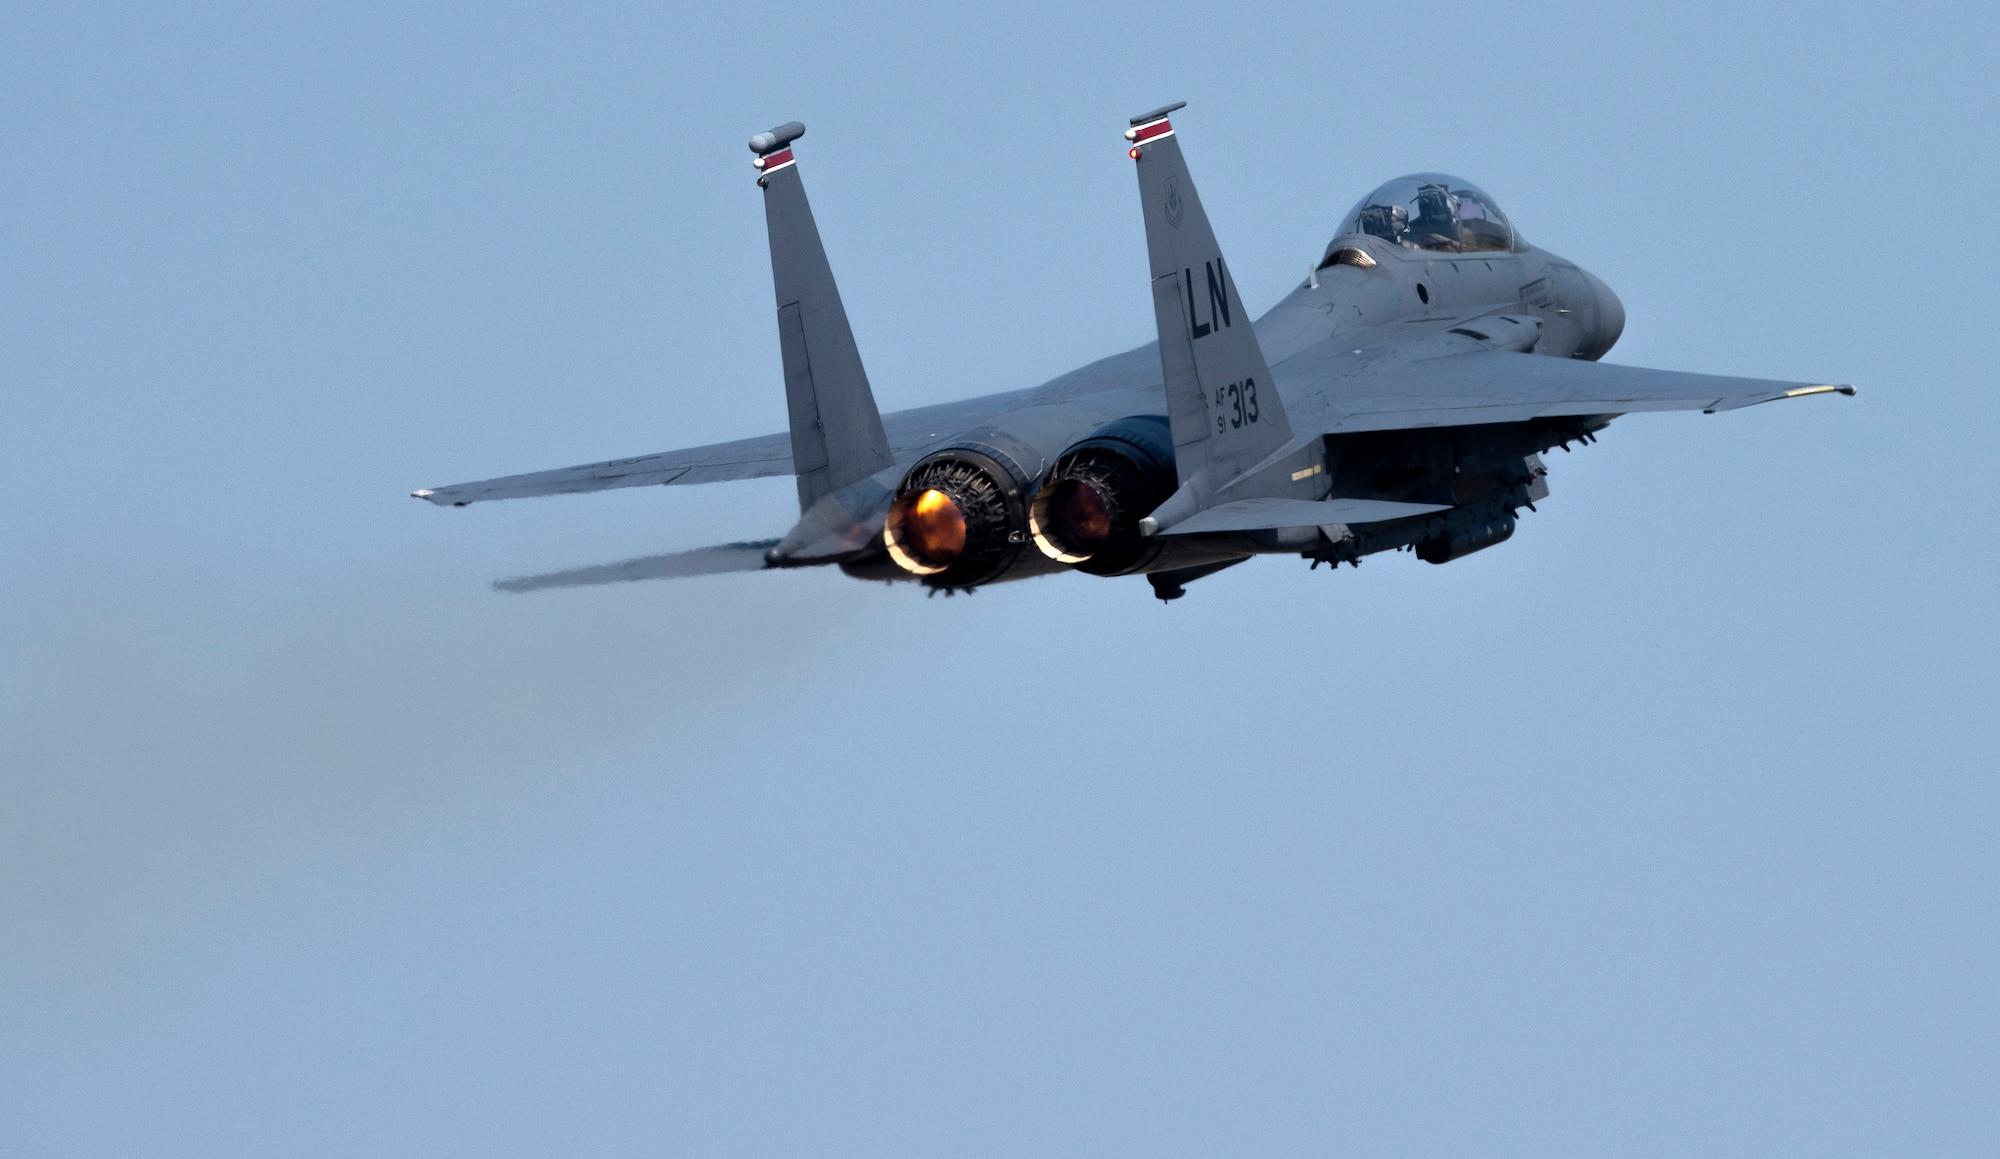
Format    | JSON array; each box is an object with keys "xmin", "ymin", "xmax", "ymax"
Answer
[
  {"xmin": 884, "ymin": 487, "xmax": 968, "ymax": 574},
  {"xmin": 908, "ymin": 489, "xmax": 968, "ymax": 559}
]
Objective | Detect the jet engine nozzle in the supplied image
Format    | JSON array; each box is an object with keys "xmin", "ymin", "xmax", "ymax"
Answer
[
  {"xmin": 884, "ymin": 486, "xmax": 967, "ymax": 573},
  {"xmin": 1030, "ymin": 477, "xmax": 1119, "ymax": 563},
  {"xmin": 1028, "ymin": 415, "xmax": 1177, "ymax": 576},
  {"xmin": 882, "ymin": 444, "xmax": 1034, "ymax": 587}
]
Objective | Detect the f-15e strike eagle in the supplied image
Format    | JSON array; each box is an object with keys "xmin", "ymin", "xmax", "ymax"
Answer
[{"xmin": 414, "ymin": 104, "xmax": 1853, "ymax": 600}]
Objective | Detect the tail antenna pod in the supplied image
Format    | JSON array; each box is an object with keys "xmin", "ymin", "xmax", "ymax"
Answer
[
  {"xmin": 749, "ymin": 122, "xmax": 805, "ymax": 155},
  {"xmin": 1128, "ymin": 101, "xmax": 1187, "ymax": 127}
]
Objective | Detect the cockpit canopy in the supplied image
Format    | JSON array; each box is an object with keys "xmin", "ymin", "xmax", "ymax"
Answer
[{"xmin": 1334, "ymin": 174, "xmax": 1519, "ymax": 254}]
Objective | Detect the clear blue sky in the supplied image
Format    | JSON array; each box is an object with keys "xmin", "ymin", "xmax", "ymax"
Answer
[{"xmin": 3, "ymin": 2, "xmax": 1996, "ymax": 1155}]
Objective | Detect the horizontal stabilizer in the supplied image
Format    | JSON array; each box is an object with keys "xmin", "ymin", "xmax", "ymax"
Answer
[
  {"xmin": 493, "ymin": 540, "xmax": 780, "ymax": 592},
  {"xmin": 1156, "ymin": 497, "xmax": 1447, "ymax": 536}
]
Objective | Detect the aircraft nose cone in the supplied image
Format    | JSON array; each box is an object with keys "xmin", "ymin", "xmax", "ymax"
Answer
[{"xmin": 1584, "ymin": 269, "xmax": 1625, "ymax": 358}]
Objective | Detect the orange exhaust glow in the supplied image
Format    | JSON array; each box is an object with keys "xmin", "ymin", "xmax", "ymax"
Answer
[{"xmin": 885, "ymin": 487, "xmax": 968, "ymax": 574}]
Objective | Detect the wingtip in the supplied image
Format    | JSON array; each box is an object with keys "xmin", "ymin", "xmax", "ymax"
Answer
[{"xmin": 410, "ymin": 489, "xmax": 433, "ymax": 500}]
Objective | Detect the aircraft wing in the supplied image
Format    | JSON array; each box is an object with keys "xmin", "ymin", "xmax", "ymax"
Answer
[
  {"xmin": 414, "ymin": 351, "xmax": 1851, "ymax": 506},
  {"xmin": 1301, "ymin": 349, "xmax": 1853, "ymax": 435},
  {"xmin": 412, "ymin": 432, "xmax": 795, "ymax": 506},
  {"xmin": 410, "ymin": 388, "xmax": 1062, "ymax": 508}
]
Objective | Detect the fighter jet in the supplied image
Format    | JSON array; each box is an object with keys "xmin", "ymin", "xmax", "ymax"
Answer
[{"xmin": 413, "ymin": 104, "xmax": 1854, "ymax": 601}]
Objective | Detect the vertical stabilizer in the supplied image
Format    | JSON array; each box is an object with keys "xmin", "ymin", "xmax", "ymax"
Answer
[
  {"xmin": 752, "ymin": 123, "xmax": 893, "ymax": 512},
  {"xmin": 1125, "ymin": 104, "xmax": 1294, "ymax": 487}
]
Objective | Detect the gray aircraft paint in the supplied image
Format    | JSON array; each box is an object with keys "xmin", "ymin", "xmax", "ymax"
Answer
[
  {"xmin": 1128, "ymin": 103, "xmax": 1297, "ymax": 488},
  {"xmin": 414, "ymin": 108, "xmax": 1852, "ymax": 599},
  {"xmin": 753, "ymin": 128, "xmax": 894, "ymax": 511}
]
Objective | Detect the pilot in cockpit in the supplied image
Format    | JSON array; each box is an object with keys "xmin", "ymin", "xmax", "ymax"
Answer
[
  {"xmin": 1358, "ymin": 203, "xmax": 1408, "ymax": 243},
  {"xmin": 1408, "ymin": 184, "xmax": 1462, "ymax": 251},
  {"xmin": 1336, "ymin": 174, "xmax": 1520, "ymax": 255}
]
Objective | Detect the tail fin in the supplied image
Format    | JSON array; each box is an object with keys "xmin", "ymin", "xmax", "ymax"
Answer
[
  {"xmin": 1126, "ymin": 104, "xmax": 1293, "ymax": 486},
  {"xmin": 752, "ymin": 123, "xmax": 894, "ymax": 512}
]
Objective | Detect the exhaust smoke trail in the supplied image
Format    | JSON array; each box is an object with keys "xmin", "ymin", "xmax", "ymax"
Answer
[{"xmin": 0, "ymin": 581, "xmax": 868, "ymax": 995}]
